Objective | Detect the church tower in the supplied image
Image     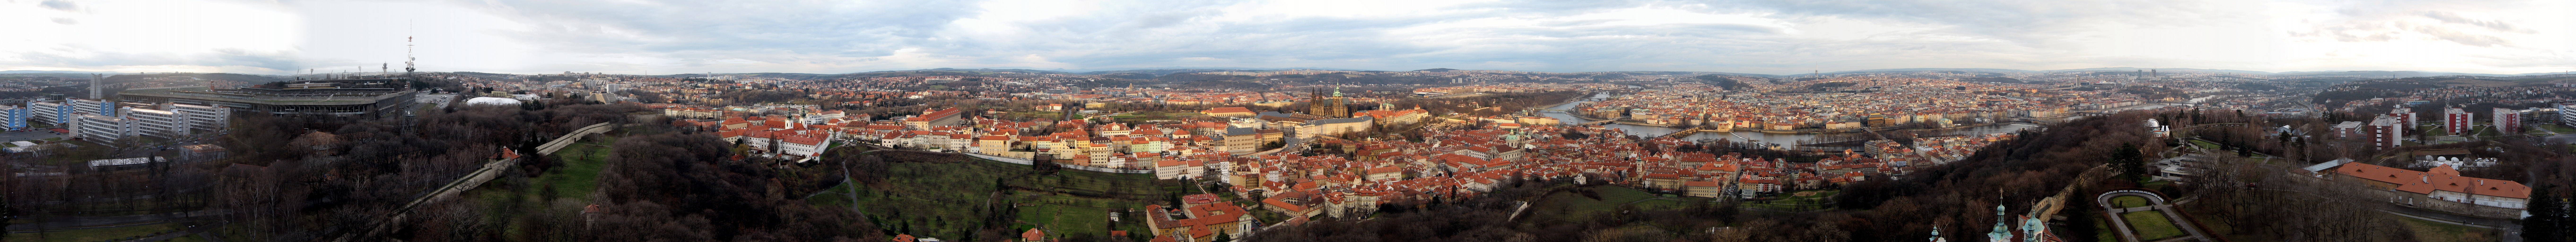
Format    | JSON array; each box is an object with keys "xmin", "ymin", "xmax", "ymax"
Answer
[
  {"xmin": 1308, "ymin": 86, "xmax": 1350, "ymax": 117},
  {"xmin": 1987, "ymin": 203, "xmax": 2014, "ymax": 242}
]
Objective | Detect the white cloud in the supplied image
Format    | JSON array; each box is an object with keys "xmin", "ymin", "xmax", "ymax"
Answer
[{"xmin": 0, "ymin": 0, "xmax": 2568, "ymax": 75}]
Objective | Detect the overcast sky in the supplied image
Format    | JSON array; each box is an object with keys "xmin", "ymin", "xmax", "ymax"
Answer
[{"xmin": 4, "ymin": 0, "xmax": 2571, "ymax": 75}]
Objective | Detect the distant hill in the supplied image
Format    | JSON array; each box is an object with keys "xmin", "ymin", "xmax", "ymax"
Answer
[
  {"xmin": 851, "ymin": 68, "xmax": 1072, "ymax": 75},
  {"xmin": 1803, "ymin": 68, "xmax": 2039, "ymax": 76},
  {"xmin": 1078, "ymin": 69, "xmax": 1253, "ymax": 76},
  {"xmin": 1077, "ymin": 68, "xmax": 1376, "ymax": 77},
  {"xmin": 1412, "ymin": 68, "xmax": 1461, "ymax": 72},
  {"xmin": 0, "ymin": 70, "xmax": 124, "ymax": 74},
  {"xmin": 2272, "ymin": 70, "xmax": 2512, "ymax": 77},
  {"xmin": 731, "ymin": 73, "xmax": 839, "ymax": 80},
  {"xmin": 2043, "ymin": 67, "xmax": 2276, "ymax": 74}
]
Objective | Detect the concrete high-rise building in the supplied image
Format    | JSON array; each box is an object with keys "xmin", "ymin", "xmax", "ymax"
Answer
[
  {"xmin": 2369, "ymin": 115, "xmax": 2406, "ymax": 150},
  {"xmin": 1, "ymin": 106, "xmax": 26, "ymax": 130},
  {"xmin": 599, "ymin": 83, "xmax": 629, "ymax": 94},
  {"xmin": 68, "ymin": 98, "xmax": 116, "ymax": 117},
  {"xmin": 2557, "ymin": 103, "xmax": 2576, "ymax": 129},
  {"xmin": 2389, "ymin": 105, "xmax": 2416, "ymax": 129},
  {"xmin": 73, "ymin": 114, "xmax": 136, "ymax": 142},
  {"xmin": 121, "ymin": 107, "xmax": 188, "ymax": 138},
  {"xmin": 2443, "ymin": 106, "xmax": 2472, "ymax": 135},
  {"xmin": 162, "ymin": 103, "xmax": 231, "ymax": 133},
  {"xmin": 25, "ymin": 102, "xmax": 72, "ymax": 126},
  {"xmin": 2493, "ymin": 108, "xmax": 2522, "ymax": 134}
]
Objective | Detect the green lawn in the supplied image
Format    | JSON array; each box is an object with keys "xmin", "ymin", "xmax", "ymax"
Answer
[
  {"xmin": 2540, "ymin": 124, "xmax": 2576, "ymax": 133},
  {"xmin": 2188, "ymin": 140, "xmax": 2220, "ymax": 150},
  {"xmin": 2396, "ymin": 216, "xmax": 2497, "ymax": 242},
  {"xmin": 2092, "ymin": 216, "xmax": 2117, "ymax": 242},
  {"xmin": 1017, "ymin": 203, "xmax": 1113, "ymax": 238},
  {"xmin": 2120, "ymin": 211, "xmax": 2186, "ymax": 240},
  {"xmin": 541, "ymin": 142, "xmax": 613, "ymax": 202},
  {"xmin": 2110, "ymin": 196, "xmax": 2150, "ymax": 208},
  {"xmin": 10, "ymin": 223, "xmax": 187, "ymax": 242},
  {"xmin": 1524, "ymin": 186, "xmax": 1669, "ymax": 222},
  {"xmin": 824, "ymin": 154, "xmax": 1184, "ymax": 241}
]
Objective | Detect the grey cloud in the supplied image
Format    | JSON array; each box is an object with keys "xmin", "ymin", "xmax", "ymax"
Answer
[
  {"xmin": 5, "ymin": 47, "xmax": 299, "ymax": 73},
  {"xmin": 51, "ymin": 18, "xmax": 75, "ymax": 25},
  {"xmin": 39, "ymin": 0, "xmax": 76, "ymax": 11},
  {"xmin": 2421, "ymin": 11, "xmax": 2532, "ymax": 33},
  {"xmin": 401, "ymin": 0, "xmax": 2563, "ymax": 74},
  {"xmin": 2407, "ymin": 24, "xmax": 2511, "ymax": 47}
]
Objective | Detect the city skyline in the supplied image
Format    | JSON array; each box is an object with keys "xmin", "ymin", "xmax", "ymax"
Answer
[{"xmin": 4, "ymin": 0, "xmax": 2571, "ymax": 75}]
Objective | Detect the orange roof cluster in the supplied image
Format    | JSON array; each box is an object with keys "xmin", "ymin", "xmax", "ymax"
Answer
[{"xmin": 2338, "ymin": 162, "xmax": 2528, "ymax": 199}]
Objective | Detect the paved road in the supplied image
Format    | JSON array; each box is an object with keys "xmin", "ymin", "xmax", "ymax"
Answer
[{"xmin": 0, "ymin": 129, "xmax": 62, "ymax": 143}]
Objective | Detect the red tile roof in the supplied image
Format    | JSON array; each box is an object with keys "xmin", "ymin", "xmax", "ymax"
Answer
[{"xmin": 2339, "ymin": 162, "xmax": 2528, "ymax": 199}]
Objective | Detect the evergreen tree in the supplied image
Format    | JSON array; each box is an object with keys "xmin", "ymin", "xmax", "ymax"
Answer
[
  {"xmin": 2527, "ymin": 186, "xmax": 2567, "ymax": 241},
  {"xmin": 2111, "ymin": 144, "xmax": 2145, "ymax": 181}
]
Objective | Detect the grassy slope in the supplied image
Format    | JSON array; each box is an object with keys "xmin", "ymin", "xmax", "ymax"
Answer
[
  {"xmin": 1524, "ymin": 186, "xmax": 1705, "ymax": 222},
  {"xmin": 2120, "ymin": 210, "xmax": 2185, "ymax": 240},
  {"xmin": 11, "ymin": 223, "xmax": 186, "ymax": 242},
  {"xmin": 2110, "ymin": 196, "xmax": 2149, "ymax": 208},
  {"xmin": 543, "ymin": 135, "xmax": 619, "ymax": 203},
  {"xmin": 814, "ymin": 154, "xmax": 1181, "ymax": 241},
  {"xmin": 2396, "ymin": 216, "xmax": 2498, "ymax": 242}
]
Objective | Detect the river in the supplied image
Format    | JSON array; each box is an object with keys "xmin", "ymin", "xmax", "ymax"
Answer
[{"xmin": 1534, "ymin": 91, "xmax": 2040, "ymax": 151}]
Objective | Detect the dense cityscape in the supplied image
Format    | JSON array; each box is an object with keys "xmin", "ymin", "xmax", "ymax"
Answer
[
  {"xmin": 3, "ymin": 66, "xmax": 2573, "ymax": 242},
  {"xmin": 5, "ymin": 0, "xmax": 2573, "ymax": 242}
]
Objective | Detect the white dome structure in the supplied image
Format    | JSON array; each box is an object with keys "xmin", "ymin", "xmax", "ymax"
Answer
[{"xmin": 464, "ymin": 97, "xmax": 523, "ymax": 106}]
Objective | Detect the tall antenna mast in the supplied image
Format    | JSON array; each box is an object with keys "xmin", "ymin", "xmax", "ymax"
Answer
[{"xmin": 405, "ymin": 36, "xmax": 416, "ymax": 76}]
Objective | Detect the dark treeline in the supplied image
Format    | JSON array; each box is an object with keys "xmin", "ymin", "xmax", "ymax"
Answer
[
  {"xmin": 199, "ymin": 103, "xmax": 645, "ymax": 241},
  {"xmin": 582, "ymin": 132, "xmax": 878, "ymax": 241}
]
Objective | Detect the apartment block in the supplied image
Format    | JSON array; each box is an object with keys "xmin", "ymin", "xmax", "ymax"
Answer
[
  {"xmin": 2493, "ymin": 108, "xmax": 2521, "ymax": 134},
  {"xmin": 121, "ymin": 107, "xmax": 189, "ymax": 138},
  {"xmin": 2369, "ymin": 116, "xmax": 2406, "ymax": 150},
  {"xmin": 26, "ymin": 102, "xmax": 73, "ymax": 125},
  {"xmin": 2556, "ymin": 103, "xmax": 2576, "ymax": 128},
  {"xmin": 68, "ymin": 98, "xmax": 116, "ymax": 117},
  {"xmin": 2442, "ymin": 106, "xmax": 2471, "ymax": 135},
  {"xmin": 1, "ymin": 107, "xmax": 26, "ymax": 130},
  {"xmin": 162, "ymin": 103, "xmax": 232, "ymax": 133},
  {"xmin": 74, "ymin": 114, "xmax": 136, "ymax": 142}
]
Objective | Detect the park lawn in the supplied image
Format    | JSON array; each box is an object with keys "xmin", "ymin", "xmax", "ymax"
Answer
[
  {"xmin": 2541, "ymin": 124, "xmax": 2576, "ymax": 133},
  {"xmin": 1017, "ymin": 203, "xmax": 1114, "ymax": 238},
  {"xmin": 2092, "ymin": 216, "xmax": 2117, "ymax": 242},
  {"xmin": 2395, "ymin": 216, "xmax": 2497, "ymax": 242},
  {"xmin": 1782, "ymin": 189, "xmax": 1839, "ymax": 199},
  {"xmin": 164, "ymin": 234, "xmax": 213, "ymax": 242},
  {"xmin": 2120, "ymin": 211, "xmax": 2186, "ymax": 240},
  {"xmin": 540, "ymin": 142, "xmax": 614, "ymax": 202},
  {"xmin": 1526, "ymin": 186, "xmax": 1666, "ymax": 222},
  {"xmin": 1595, "ymin": 186, "xmax": 1659, "ymax": 204},
  {"xmin": 2188, "ymin": 140, "xmax": 2221, "ymax": 150},
  {"xmin": 1629, "ymin": 198, "xmax": 1704, "ymax": 211},
  {"xmin": 851, "ymin": 160, "xmax": 1021, "ymax": 239},
  {"xmin": 845, "ymin": 154, "xmax": 1184, "ymax": 241},
  {"xmin": 2110, "ymin": 196, "xmax": 2150, "ymax": 208},
  {"xmin": 11, "ymin": 223, "xmax": 187, "ymax": 242}
]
